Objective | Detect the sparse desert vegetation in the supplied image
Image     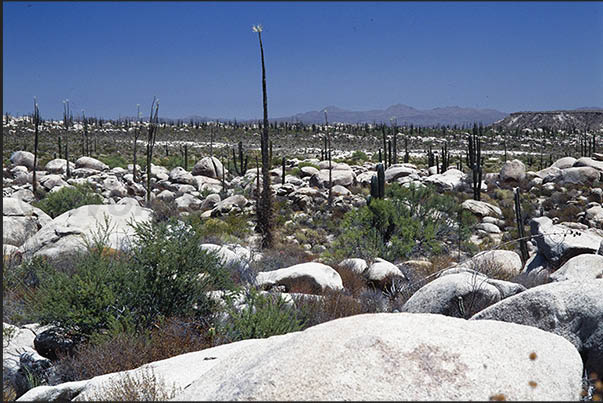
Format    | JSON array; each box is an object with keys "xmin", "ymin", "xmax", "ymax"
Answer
[{"xmin": 3, "ymin": 2, "xmax": 603, "ymax": 401}]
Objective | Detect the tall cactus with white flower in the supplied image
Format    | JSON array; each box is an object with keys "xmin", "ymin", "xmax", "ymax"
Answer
[{"xmin": 253, "ymin": 24, "xmax": 274, "ymax": 248}]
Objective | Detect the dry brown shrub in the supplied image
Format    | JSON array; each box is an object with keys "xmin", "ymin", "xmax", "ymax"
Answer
[
  {"xmin": 287, "ymin": 280, "xmax": 320, "ymax": 295},
  {"xmin": 252, "ymin": 243, "xmax": 316, "ymax": 273},
  {"xmin": 332, "ymin": 265, "xmax": 369, "ymax": 298},
  {"xmin": 3, "ymin": 380, "xmax": 17, "ymax": 402},
  {"xmin": 90, "ymin": 366, "xmax": 180, "ymax": 401},
  {"xmin": 466, "ymin": 255, "xmax": 515, "ymax": 281},
  {"xmin": 55, "ymin": 317, "xmax": 213, "ymax": 382},
  {"xmin": 295, "ymin": 289, "xmax": 380, "ymax": 329}
]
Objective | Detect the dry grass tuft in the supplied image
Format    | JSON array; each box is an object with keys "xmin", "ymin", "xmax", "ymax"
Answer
[
  {"xmin": 91, "ymin": 366, "xmax": 180, "ymax": 401},
  {"xmin": 55, "ymin": 317, "xmax": 213, "ymax": 382},
  {"xmin": 332, "ymin": 264, "xmax": 369, "ymax": 298}
]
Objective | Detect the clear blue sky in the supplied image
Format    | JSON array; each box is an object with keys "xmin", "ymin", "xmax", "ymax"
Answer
[{"xmin": 3, "ymin": 1, "xmax": 603, "ymax": 120}]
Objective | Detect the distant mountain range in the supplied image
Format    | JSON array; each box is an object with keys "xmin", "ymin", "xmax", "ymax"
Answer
[
  {"xmin": 270, "ymin": 104, "xmax": 508, "ymax": 126},
  {"xmin": 492, "ymin": 109, "xmax": 603, "ymax": 131},
  {"xmin": 140, "ymin": 105, "xmax": 602, "ymax": 128}
]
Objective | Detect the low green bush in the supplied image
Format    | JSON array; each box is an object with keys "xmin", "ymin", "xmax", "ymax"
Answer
[
  {"xmin": 330, "ymin": 183, "xmax": 475, "ymax": 263},
  {"xmin": 186, "ymin": 213, "xmax": 251, "ymax": 244},
  {"xmin": 24, "ymin": 218, "xmax": 236, "ymax": 339},
  {"xmin": 34, "ymin": 183, "xmax": 103, "ymax": 218},
  {"xmin": 219, "ymin": 288, "xmax": 303, "ymax": 343}
]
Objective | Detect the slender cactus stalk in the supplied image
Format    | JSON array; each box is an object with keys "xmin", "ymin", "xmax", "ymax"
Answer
[
  {"xmin": 146, "ymin": 97, "xmax": 160, "ymax": 205},
  {"xmin": 184, "ymin": 144, "xmax": 188, "ymax": 171},
  {"xmin": 253, "ymin": 24, "xmax": 274, "ymax": 248},
  {"xmin": 281, "ymin": 156, "xmax": 286, "ymax": 186},
  {"xmin": 133, "ymin": 104, "xmax": 141, "ymax": 182},
  {"xmin": 63, "ymin": 100, "xmax": 72, "ymax": 179},
  {"xmin": 32, "ymin": 98, "xmax": 40, "ymax": 195},
  {"xmin": 65, "ymin": 137, "xmax": 70, "ymax": 178},
  {"xmin": 514, "ymin": 187, "xmax": 529, "ymax": 265}
]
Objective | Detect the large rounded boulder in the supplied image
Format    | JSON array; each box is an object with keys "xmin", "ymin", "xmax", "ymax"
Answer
[
  {"xmin": 18, "ymin": 204, "xmax": 152, "ymax": 264},
  {"xmin": 10, "ymin": 151, "xmax": 35, "ymax": 170},
  {"xmin": 191, "ymin": 157, "xmax": 224, "ymax": 179},
  {"xmin": 499, "ymin": 159, "xmax": 526, "ymax": 183},
  {"xmin": 255, "ymin": 262, "xmax": 343, "ymax": 294},
  {"xmin": 18, "ymin": 313, "xmax": 583, "ymax": 401},
  {"xmin": 75, "ymin": 157, "xmax": 109, "ymax": 172},
  {"xmin": 471, "ymin": 279, "xmax": 603, "ymax": 377},
  {"xmin": 3, "ymin": 198, "xmax": 52, "ymax": 247},
  {"xmin": 402, "ymin": 271, "xmax": 525, "ymax": 318}
]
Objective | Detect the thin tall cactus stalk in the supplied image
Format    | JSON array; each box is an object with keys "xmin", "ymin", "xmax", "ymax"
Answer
[
  {"xmin": 392, "ymin": 125, "xmax": 398, "ymax": 164},
  {"xmin": 514, "ymin": 187, "xmax": 529, "ymax": 265},
  {"xmin": 324, "ymin": 110, "xmax": 333, "ymax": 206},
  {"xmin": 253, "ymin": 24, "xmax": 274, "ymax": 248},
  {"xmin": 32, "ymin": 98, "xmax": 40, "ymax": 194},
  {"xmin": 65, "ymin": 137, "xmax": 70, "ymax": 178},
  {"xmin": 468, "ymin": 133, "xmax": 482, "ymax": 201},
  {"xmin": 382, "ymin": 126, "xmax": 388, "ymax": 169},
  {"xmin": 133, "ymin": 104, "xmax": 141, "ymax": 182},
  {"xmin": 146, "ymin": 97, "xmax": 160, "ymax": 205},
  {"xmin": 232, "ymin": 141, "xmax": 249, "ymax": 176},
  {"xmin": 63, "ymin": 100, "xmax": 72, "ymax": 179},
  {"xmin": 82, "ymin": 111, "xmax": 89, "ymax": 156},
  {"xmin": 184, "ymin": 144, "xmax": 188, "ymax": 171},
  {"xmin": 281, "ymin": 156, "xmax": 286, "ymax": 186}
]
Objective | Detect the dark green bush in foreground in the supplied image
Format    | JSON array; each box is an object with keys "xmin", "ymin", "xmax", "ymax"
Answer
[
  {"xmin": 24, "ymin": 219, "xmax": 236, "ymax": 339},
  {"xmin": 34, "ymin": 183, "xmax": 103, "ymax": 218}
]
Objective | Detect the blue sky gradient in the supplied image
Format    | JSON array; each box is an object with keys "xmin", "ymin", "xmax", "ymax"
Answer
[{"xmin": 3, "ymin": 1, "xmax": 603, "ymax": 120}]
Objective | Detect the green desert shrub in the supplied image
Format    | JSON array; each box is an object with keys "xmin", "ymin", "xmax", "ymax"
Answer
[
  {"xmin": 330, "ymin": 183, "xmax": 475, "ymax": 263},
  {"xmin": 347, "ymin": 150, "xmax": 369, "ymax": 164},
  {"xmin": 3, "ymin": 256, "xmax": 55, "ymax": 325},
  {"xmin": 24, "ymin": 219, "xmax": 236, "ymax": 339},
  {"xmin": 186, "ymin": 213, "xmax": 251, "ymax": 244},
  {"xmin": 218, "ymin": 288, "xmax": 303, "ymax": 343},
  {"xmin": 34, "ymin": 183, "xmax": 103, "ymax": 218}
]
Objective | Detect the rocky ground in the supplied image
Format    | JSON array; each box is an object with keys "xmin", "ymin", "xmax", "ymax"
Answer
[{"xmin": 3, "ymin": 117, "xmax": 603, "ymax": 401}]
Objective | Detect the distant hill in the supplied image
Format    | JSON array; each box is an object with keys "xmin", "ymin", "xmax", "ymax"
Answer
[
  {"xmin": 492, "ymin": 108, "xmax": 603, "ymax": 131},
  {"xmin": 272, "ymin": 104, "xmax": 508, "ymax": 126}
]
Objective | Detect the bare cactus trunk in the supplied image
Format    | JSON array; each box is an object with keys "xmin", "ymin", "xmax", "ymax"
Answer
[
  {"xmin": 255, "ymin": 26, "xmax": 274, "ymax": 248},
  {"xmin": 32, "ymin": 99, "xmax": 40, "ymax": 195}
]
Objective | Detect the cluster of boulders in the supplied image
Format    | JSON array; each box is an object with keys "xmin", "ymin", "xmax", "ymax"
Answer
[{"xmin": 4, "ymin": 149, "xmax": 603, "ymax": 401}]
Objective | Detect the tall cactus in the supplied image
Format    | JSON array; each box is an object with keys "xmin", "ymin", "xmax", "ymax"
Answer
[
  {"xmin": 32, "ymin": 98, "xmax": 40, "ymax": 195},
  {"xmin": 440, "ymin": 141, "xmax": 450, "ymax": 173},
  {"xmin": 392, "ymin": 124, "xmax": 398, "ymax": 164},
  {"xmin": 468, "ymin": 133, "xmax": 482, "ymax": 201},
  {"xmin": 370, "ymin": 162, "xmax": 385, "ymax": 202},
  {"xmin": 65, "ymin": 137, "xmax": 70, "ymax": 179},
  {"xmin": 514, "ymin": 187, "xmax": 529, "ymax": 265},
  {"xmin": 232, "ymin": 141, "xmax": 249, "ymax": 176},
  {"xmin": 404, "ymin": 136, "xmax": 409, "ymax": 163},
  {"xmin": 184, "ymin": 144, "xmax": 188, "ymax": 171},
  {"xmin": 253, "ymin": 24, "xmax": 274, "ymax": 248},
  {"xmin": 281, "ymin": 156, "xmax": 286, "ymax": 185},
  {"xmin": 382, "ymin": 126, "xmax": 388, "ymax": 169},
  {"xmin": 146, "ymin": 97, "xmax": 160, "ymax": 205}
]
